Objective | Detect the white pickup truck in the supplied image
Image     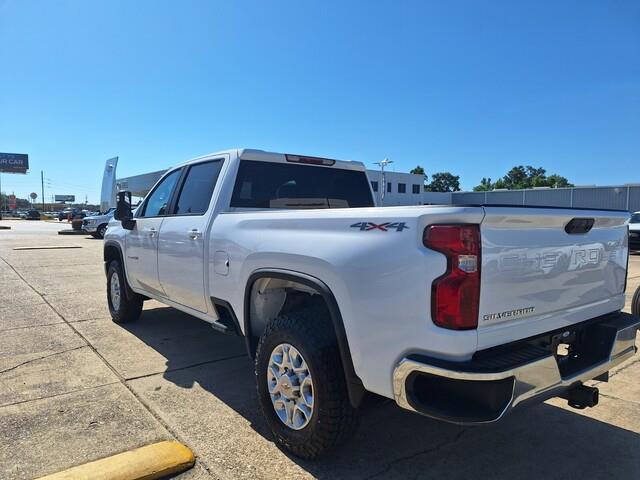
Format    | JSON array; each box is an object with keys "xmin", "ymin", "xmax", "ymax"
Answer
[{"xmin": 104, "ymin": 148, "xmax": 639, "ymax": 459}]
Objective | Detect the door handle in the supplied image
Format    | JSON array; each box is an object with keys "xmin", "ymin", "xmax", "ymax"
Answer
[
  {"xmin": 147, "ymin": 227, "xmax": 157, "ymax": 237},
  {"xmin": 189, "ymin": 229, "xmax": 202, "ymax": 240}
]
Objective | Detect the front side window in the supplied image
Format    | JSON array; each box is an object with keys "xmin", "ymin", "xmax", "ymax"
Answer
[
  {"xmin": 230, "ymin": 160, "xmax": 374, "ymax": 209},
  {"xmin": 141, "ymin": 169, "xmax": 181, "ymax": 217},
  {"xmin": 174, "ymin": 160, "xmax": 224, "ymax": 215}
]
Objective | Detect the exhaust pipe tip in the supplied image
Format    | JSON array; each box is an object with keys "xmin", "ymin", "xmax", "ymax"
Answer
[{"xmin": 564, "ymin": 385, "xmax": 599, "ymax": 409}]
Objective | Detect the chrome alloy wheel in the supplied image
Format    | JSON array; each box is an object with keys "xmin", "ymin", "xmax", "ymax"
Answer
[
  {"xmin": 110, "ymin": 272, "xmax": 121, "ymax": 311},
  {"xmin": 267, "ymin": 343, "xmax": 314, "ymax": 430}
]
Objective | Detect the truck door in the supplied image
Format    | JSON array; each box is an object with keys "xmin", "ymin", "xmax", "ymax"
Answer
[
  {"xmin": 157, "ymin": 158, "xmax": 225, "ymax": 313},
  {"xmin": 126, "ymin": 169, "xmax": 181, "ymax": 296}
]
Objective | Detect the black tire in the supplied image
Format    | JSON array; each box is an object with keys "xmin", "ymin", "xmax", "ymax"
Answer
[
  {"xmin": 106, "ymin": 260, "xmax": 143, "ymax": 324},
  {"xmin": 632, "ymin": 286, "xmax": 640, "ymax": 317},
  {"xmin": 96, "ymin": 224, "xmax": 107, "ymax": 239},
  {"xmin": 255, "ymin": 309, "xmax": 359, "ymax": 459}
]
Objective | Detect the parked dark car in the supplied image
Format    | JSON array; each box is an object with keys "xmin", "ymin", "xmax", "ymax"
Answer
[
  {"xmin": 26, "ymin": 210, "xmax": 41, "ymax": 220},
  {"xmin": 58, "ymin": 208, "xmax": 86, "ymax": 221}
]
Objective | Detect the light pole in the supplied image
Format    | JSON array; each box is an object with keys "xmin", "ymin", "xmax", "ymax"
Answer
[
  {"xmin": 373, "ymin": 158, "xmax": 393, "ymax": 206},
  {"xmin": 41, "ymin": 171, "xmax": 45, "ymax": 212}
]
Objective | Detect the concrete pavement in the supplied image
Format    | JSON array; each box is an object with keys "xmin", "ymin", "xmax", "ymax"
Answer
[{"xmin": 1, "ymin": 220, "xmax": 639, "ymax": 479}]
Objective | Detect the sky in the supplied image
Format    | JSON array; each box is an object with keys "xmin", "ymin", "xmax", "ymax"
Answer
[{"xmin": 1, "ymin": 0, "xmax": 639, "ymax": 204}]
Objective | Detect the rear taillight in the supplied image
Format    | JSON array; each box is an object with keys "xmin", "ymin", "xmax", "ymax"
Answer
[{"xmin": 423, "ymin": 224, "xmax": 481, "ymax": 330}]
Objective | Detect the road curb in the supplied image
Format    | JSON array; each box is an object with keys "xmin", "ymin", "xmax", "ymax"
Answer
[{"xmin": 36, "ymin": 441, "xmax": 195, "ymax": 480}]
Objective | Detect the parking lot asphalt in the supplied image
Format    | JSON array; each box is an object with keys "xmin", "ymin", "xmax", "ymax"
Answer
[{"xmin": 1, "ymin": 220, "xmax": 639, "ymax": 480}]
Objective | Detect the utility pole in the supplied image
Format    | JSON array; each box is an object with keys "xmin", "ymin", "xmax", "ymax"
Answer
[
  {"xmin": 373, "ymin": 158, "xmax": 393, "ymax": 206},
  {"xmin": 41, "ymin": 170, "xmax": 45, "ymax": 211}
]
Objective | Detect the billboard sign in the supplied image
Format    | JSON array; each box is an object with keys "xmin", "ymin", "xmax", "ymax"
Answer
[
  {"xmin": 0, "ymin": 153, "xmax": 29, "ymax": 173},
  {"xmin": 55, "ymin": 194, "xmax": 75, "ymax": 202}
]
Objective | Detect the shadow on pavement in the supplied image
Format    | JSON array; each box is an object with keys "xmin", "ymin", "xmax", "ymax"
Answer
[{"xmin": 123, "ymin": 306, "xmax": 640, "ymax": 479}]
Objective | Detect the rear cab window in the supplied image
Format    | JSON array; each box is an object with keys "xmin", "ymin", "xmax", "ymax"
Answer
[
  {"xmin": 173, "ymin": 160, "xmax": 224, "ymax": 215},
  {"xmin": 230, "ymin": 160, "xmax": 374, "ymax": 209}
]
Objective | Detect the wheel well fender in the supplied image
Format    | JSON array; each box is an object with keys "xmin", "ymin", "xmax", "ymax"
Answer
[
  {"xmin": 244, "ymin": 269, "xmax": 365, "ymax": 407},
  {"xmin": 103, "ymin": 242, "xmax": 135, "ymax": 300}
]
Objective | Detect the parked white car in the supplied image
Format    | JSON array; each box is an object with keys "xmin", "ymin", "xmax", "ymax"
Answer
[
  {"xmin": 103, "ymin": 148, "xmax": 639, "ymax": 458},
  {"xmin": 82, "ymin": 208, "xmax": 115, "ymax": 238}
]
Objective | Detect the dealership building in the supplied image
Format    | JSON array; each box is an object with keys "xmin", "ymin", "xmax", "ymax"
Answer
[{"xmin": 448, "ymin": 185, "xmax": 640, "ymax": 213}]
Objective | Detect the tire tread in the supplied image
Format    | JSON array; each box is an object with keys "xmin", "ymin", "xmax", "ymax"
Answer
[
  {"xmin": 107, "ymin": 260, "xmax": 143, "ymax": 323},
  {"xmin": 632, "ymin": 285, "xmax": 640, "ymax": 316},
  {"xmin": 255, "ymin": 309, "xmax": 358, "ymax": 459}
]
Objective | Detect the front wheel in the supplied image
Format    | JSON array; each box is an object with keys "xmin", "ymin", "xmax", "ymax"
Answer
[
  {"xmin": 96, "ymin": 224, "xmax": 108, "ymax": 239},
  {"xmin": 255, "ymin": 310, "xmax": 359, "ymax": 459},
  {"xmin": 107, "ymin": 260, "xmax": 143, "ymax": 323}
]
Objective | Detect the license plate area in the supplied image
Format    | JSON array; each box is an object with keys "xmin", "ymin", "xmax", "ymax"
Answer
[{"xmin": 550, "ymin": 323, "xmax": 617, "ymax": 378}]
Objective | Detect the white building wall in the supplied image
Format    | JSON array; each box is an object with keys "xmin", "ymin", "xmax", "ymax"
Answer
[
  {"xmin": 116, "ymin": 170, "xmax": 166, "ymax": 197},
  {"xmin": 365, "ymin": 170, "xmax": 425, "ymax": 206},
  {"xmin": 423, "ymin": 191, "xmax": 452, "ymax": 205}
]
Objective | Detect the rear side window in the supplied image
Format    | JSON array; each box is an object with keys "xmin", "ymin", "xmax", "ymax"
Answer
[
  {"xmin": 230, "ymin": 160, "xmax": 374, "ymax": 209},
  {"xmin": 174, "ymin": 160, "xmax": 224, "ymax": 215}
]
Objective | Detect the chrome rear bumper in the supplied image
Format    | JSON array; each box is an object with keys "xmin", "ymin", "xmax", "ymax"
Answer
[{"xmin": 393, "ymin": 312, "xmax": 639, "ymax": 425}]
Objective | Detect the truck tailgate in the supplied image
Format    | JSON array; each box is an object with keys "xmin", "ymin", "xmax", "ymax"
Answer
[{"xmin": 478, "ymin": 207, "xmax": 629, "ymax": 349}]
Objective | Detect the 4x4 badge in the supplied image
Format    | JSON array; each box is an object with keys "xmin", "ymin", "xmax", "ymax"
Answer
[{"xmin": 350, "ymin": 222, "xmax": 409, "ymax": 232}]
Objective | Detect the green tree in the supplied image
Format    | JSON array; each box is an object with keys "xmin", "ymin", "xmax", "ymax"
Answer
[
  {"xmin": 427, "ymin": 172, "xmax": 461, "ymax": 192},
  {"xmin": 473, "ymin": 177, "xmax": 493, "ymax": 192},
  {"xmin": 546, "ymin": 174, "xmax": 572, "ymax": 188},
  {"xmin": 473, "ymin": 165, "xmax": 572, "ymax": 191}
]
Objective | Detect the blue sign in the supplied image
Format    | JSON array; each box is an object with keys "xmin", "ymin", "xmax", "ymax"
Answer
[{"xmin": 0, "ymin": 153, "xmax": 29, "ymax": 173}]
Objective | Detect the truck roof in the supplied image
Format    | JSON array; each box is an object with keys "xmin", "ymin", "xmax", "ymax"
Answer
[{"xmin": 174, "ymin": 148, "xmax": 367, "ymax": 172}]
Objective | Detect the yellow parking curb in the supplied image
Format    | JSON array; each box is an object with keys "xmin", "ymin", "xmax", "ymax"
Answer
[{"xmin": 37, "ymin": 441, "xmax": 195, "ymax": 480}]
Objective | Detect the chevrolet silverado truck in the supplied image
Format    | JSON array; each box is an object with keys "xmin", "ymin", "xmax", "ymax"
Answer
[{"xmin": 104, "ymin": 148, "xmax": 640, "ymax": 459}]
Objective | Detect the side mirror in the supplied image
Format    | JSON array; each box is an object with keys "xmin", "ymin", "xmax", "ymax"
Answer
[{"xmin": 114, "ymin": 191, "xmax": 136, "ymax": 230}]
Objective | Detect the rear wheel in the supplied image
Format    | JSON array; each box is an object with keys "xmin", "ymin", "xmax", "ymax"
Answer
[
  {"xmin": 107, "ymin": 260, "xmax": 143, "ymax": 323},
  {"xmin": 255, "ymin": 309, "xmax": 359, "ymax": 459},
  {"xmin": 632, "ymin": 285, "xmax": 640, "ymax": 316}
]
